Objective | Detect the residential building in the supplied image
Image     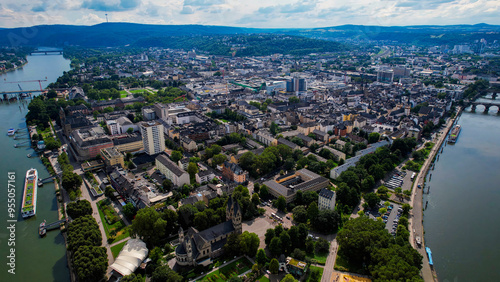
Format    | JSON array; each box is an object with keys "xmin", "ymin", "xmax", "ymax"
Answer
[
  {"xmin": 155, "ymin": 153, "xmax": 190, "ymax": 187},
  {"xmin": 222, "ymin": 161, "xmax": 248, "ymax": 184},
  {"xmin": 318, "ymin": 188, "xmax": 336, "ymax": 210},
  {"xmin": 141, "ymin": 121, "xmax": 165, "ymax": 155}
]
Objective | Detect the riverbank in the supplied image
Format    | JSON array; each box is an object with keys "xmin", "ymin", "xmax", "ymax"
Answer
[
  {"xmin": 409, "ymin": 107, "xmax": 462, "ymax": 282},
  {"xmin": 0, "ymin": 60, "xmax": 28, "ymax": 74}
]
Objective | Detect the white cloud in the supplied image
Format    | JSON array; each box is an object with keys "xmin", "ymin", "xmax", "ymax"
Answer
[{"xmin": 0, "ymin": 0, "xmax": 499, "ymax": 28}]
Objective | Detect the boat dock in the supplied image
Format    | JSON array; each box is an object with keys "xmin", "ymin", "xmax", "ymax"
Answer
[
  {"xmin": 38, "ymin": 175, "xmax": 58, "ymax": 186},
  {"xmin": 39, "ymin": 219, "xmax": 67, "ymax": 236}
]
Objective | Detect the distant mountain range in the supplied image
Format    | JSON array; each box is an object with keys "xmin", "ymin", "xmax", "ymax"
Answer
[{"xmin": 1, "ymin": 22, "xmax": 499, "ymax": 48}]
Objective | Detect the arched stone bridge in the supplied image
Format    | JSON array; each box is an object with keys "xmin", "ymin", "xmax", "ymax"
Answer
[{"xmin": 467, "ymin": 101, "xmax": 500, "ymax": 113}]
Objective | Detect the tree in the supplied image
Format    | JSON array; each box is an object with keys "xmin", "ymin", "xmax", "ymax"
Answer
[
  {"xmin": 270, "ymin": 122, "xmax": 279, "ymax": 135},
  {"xmin": 292, "ymin": 206, "xmax": 308, "ymax": 223},
  {"xmin": 364, "ymin": 193, "xmax": 380, "ymax": 210},
  {"xmin": 47, "ymin": 89, "xmax": 58, "ymax": 99},
  {"xmin": 67, "ymin": 200, "xmax": 92, "ymax": 219},
  {"xmin": 187, "ymin": 162, "xmax": 199, "ymax": 183},
  {"xmin": 170, "ymin": 151, "xmax": 183, "ymax": 163},
  {"xmin": 260, "ymin": 185, "xmax": 269, "ymax": 199},
  {"xmin": 105, "ymin": 186, "xmax": 116, "ymax": 198},
  {"xmin": 121, "ymin": 274, "xmax": 143, "ymax": 282},
  {"xmin": 265, "ymin": 228, "xmax": 275, "ymax": 245},
  {"xmin": 256, "ymin": 248, "xmax": 268, "ymax": 266},
  {"xmin": 45, "ymin": 137, "xmax": 61, "ymax": 150},
  {"xmin": 240, "ymin": 231, "xmax": 260, "ymax": 257},
  {"xmin": 269, "ymin": 258, "xmax": 279, "ymax": 274},
  {"xmin": 402, "ymin": 203, "xmax": 411, "ymax": 217},
  {"xmin": 151, "ymin": 266, "xmax": 182, "ymax": 282},
  {"xmin": 306, "ymin": 240, "xmax": 315, "ymax": 254},
  {"xmin": 289, "ymin": 96, "xmax": 300, "ymax": 103},
  {"xmin": 161, "ymin": 209, "xmax": 179, "ymax": 236},
  {"xmin": 223, "ymin": 233, "xmax": 241, "ymax": 257},
  {"xmin": 162, "ymin": 179, "xmax": 173, "ymax": 191},
  {"xmin": 62, "ymin": 171, "xmax": 83, "ymax": 192},
  {"xmin": 72, "ymin": 245, "xmax": 108, "ymax": 282},
  {"xmin": 313, "ymin": 210, "xmax": 341, "ymax": 234},
  {"xmin": 280, "ymin": 231, "xmax": 292, "ymax": 255},
  {"xmin": 310, "ymin": 268, "xmax": 321, "ymax": 282},
  {"xmin": 269, "ymin": 237, "xmax": 282, "ymax": 257},
  {"xmin": 126, "ymin": 127, "xmax": 134, "ymax": 134},
  {"xmin": 281, "ymin": 274, "xmax": 298, "ymax": 282},
  {"xmin": 307, "ymin": 202, "xmax": 319, "ymax": 221},
  {"xmin": 276, "ymin": 196, "xmax": 287, "ymax": 212},
  {"xmin": 67, "ymin": 215, "xmax": 102, "ymax": 252},
  {"xmin": 292, "ymin": 248, "xmax": 306, "ymax": 261},
  {"xmin": 149, "ymin": 247, "xmax": 164, "ymax": 264},
  {"xmin": 368, "ymin": 132, "xmax": 380, "ymax": 144},
  {"xmin": 337, "ymin": 216, "xmax": 392, "ymax": 266},
  {"xmin": 252, "ymin": 193, "xmax": 261, "ymax": 206},
  {"xmin": 122, "ymin": 203, "xmax": 137, "ymax": 219},
  {"xmin": 212, "ymin": 153, "xmax": 227, "ymax": 166},
  {"xmin": 131, "ymin": 207, "xmax": 166, "ymax": 247}
]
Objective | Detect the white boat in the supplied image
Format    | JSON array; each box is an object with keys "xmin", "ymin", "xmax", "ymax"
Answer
[
  {"xmin": 21, "ymin": 168, "xmax": 38, "ymax": 218},
  {"xmin": 7, "ymin": 128, "xmax": 16, "ymax": 136}
]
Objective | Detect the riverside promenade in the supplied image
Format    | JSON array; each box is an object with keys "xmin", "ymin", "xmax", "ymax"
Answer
[{"xmin": 409, "ymin": 107, "xmax": 461, "ymax": 282}]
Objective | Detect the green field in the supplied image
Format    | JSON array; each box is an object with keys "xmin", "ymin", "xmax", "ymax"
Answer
[
  {"xmin": 111, "ymin": 240, "xmax": 129, "ymax": 259},
  {"xmin": 97, "ymin": 199, "xmax": 130, "ymax": 244},
  {"xmin": 255, "ymin": 274, "xmax": 270, "ymax": 282},
  {"xmin": 306, "ymin": 251, "xmax": 328, "ymax": 265},
  {"xmin": 199, "ymin": 257, "xmax": 252, "ymax": 282}
]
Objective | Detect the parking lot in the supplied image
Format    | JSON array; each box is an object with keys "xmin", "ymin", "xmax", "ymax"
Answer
[
  {"xmin": 383, "ymin": 169, "xmax": 414, "ymax": 192},
  {"xmin": 366, "ymin": 201, "xmax": 403, "ymax": 236}
]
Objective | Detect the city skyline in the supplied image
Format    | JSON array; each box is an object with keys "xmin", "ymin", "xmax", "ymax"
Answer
[{"xmin": 1, "ymin": 0, "xmax": 500, "ymax": 29}]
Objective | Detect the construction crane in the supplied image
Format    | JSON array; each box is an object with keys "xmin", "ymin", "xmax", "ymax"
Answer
[{"xmin": 4, "ymin": 79, "xmax": 48, "ymax": 92}]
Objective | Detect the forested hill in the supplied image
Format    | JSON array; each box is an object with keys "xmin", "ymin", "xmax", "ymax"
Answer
[
  {"xmin": 133, "ymin": 34, "xmax": 346, "ymax": 56},
  {"xmin": 0, "ymin": 22, "xmax": 499, "ymax": 49}
]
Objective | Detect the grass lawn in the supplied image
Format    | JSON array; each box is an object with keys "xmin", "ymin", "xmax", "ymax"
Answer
[
  {"xmin": 199, "ymin": 257, "xmax": 252, "ymax": 282},
  {"xmin": 255, "ymin": 274, "xmax": 270, "ymax": 282},
  {"xmin": 306, "ymin": 252, "xmax": 328, "ymax": 265},
  {"xmin": 130, "ymin": 89, "xmax": 155, "ymax": 95},
  {"xmin": 120, "ymin": 93, "xmax": 128, "ymax": 98},
  {"xmin": 111, "ymin": 240, "xmax": 128, "ymax": 259},
  {"xmin": 305, "ymin": 265, "xmax": 324, "ymax": 282},
  {"xmin": 97, "ymin": 199, "xmax": 130, "ymax": 244}
]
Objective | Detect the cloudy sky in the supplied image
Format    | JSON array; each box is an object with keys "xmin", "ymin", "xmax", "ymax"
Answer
[{"xmin": 0, "ymin": 0, "xmax": 499, "ymax": 28}]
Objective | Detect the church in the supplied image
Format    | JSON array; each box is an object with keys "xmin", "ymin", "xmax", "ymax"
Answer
[{"xmin": 175, "ymin": 197, "xmax": 242, "ymax": 266}]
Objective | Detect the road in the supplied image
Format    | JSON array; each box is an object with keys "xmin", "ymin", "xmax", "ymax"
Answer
[
  {"xmin": 54, "ymin": 124, "xmax": 116, "ymax": 277},
  {"xmin": 409, "ymin": 109, "xmax": 459, "ymax": 282},
  {"xmin": 320, "ymin": 234, "xmax": 338, "ymax": 282}
]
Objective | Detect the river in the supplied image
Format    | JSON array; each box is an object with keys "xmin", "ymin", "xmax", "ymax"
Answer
[
  {"xmin": 0, "ymin": 50, "xmax": 71, "ymax": 281},
  {"xmin": 423, "ymin": 99, "xmax": 500, "ymax": 282}
]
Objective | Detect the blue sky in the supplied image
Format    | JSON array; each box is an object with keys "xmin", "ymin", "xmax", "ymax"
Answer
[{"xmin": 0, "ymin": 0, "xmax": 499, "ymax": 28}]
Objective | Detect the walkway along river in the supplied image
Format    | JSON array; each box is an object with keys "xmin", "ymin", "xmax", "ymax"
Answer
[{"xmin": 0, "ymin": 51, "xmax": 71, "ymax": 282}]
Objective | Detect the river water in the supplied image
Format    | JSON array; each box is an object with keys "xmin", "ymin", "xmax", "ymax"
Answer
[
  {"xmin": 0, "ymin": 51, "xmax": 71, "ymax": 281},
  {"xmin": 423, "ymin": 99, "xmax": 500, "ymax": 282}
]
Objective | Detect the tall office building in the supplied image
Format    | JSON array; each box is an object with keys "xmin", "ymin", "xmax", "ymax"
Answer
[
  {"xmin": 286, "ymin": 78, "xmax": 307, "ymax": 92},
  {"xmin": 140, "ymin": 121, "xmax": 165, "ymax": 155}
]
